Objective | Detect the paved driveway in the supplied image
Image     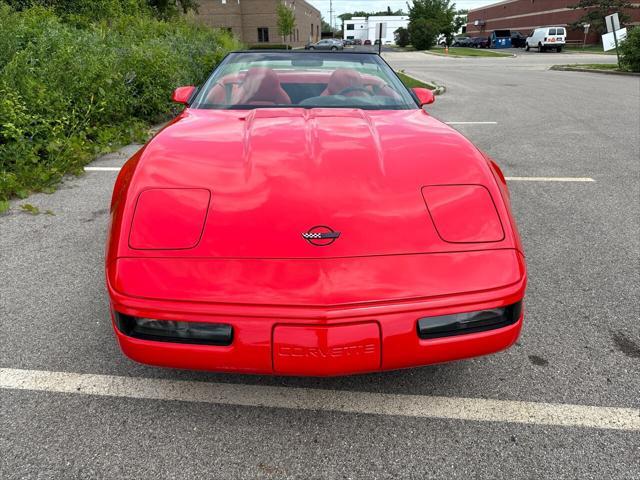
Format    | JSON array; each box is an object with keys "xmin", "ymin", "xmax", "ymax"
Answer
[{"xmin": 1, "ymin": 52, "xmax": 638, "ymax": 479}]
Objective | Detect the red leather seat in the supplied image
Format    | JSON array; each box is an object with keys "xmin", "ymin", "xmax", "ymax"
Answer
[
  {"xmin": 233, "ymin": 67, "xmax": 291, "ymax": 105},
  {"xmin": 205, "ymin": 82, "xmax": 227, "ymax": 104},
  {"xmin": 321, "ymin": 69, "xmax": 365, "ymax": 97}
]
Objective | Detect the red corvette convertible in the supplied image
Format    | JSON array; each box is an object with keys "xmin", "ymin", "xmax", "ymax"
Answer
[{"xmin": 106, "ymin": 51, "xmax": 526, "ymax": 376}]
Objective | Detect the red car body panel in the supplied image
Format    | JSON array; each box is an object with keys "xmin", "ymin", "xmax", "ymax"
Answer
[{"xmin": 106, "ymin": 103, "xmax": 527, "ymax": 376}]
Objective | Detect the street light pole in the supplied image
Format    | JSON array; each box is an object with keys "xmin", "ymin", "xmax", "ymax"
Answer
[{"xmin": 329, "ymin": 0, "xmax": 333, "ymax": 37}]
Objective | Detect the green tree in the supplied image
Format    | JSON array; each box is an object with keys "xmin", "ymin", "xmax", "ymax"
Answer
[
  {"xmin": 569, "ymin": 0, "xmax": 637, "ymax": 35},
  {"xmin": 408, "ymin": 0, "xmax": 460, "ymax": 49},
  {"xmin": 395, "ymin": 26, "xmax": 410, "ymax": 47},
  {"xmin": 408, "ymin": 17, "xmax": 439, "ymax": 50},
  {"xmin": 147, "ymin": 0, "xmax": 198, "ymax": 18},
  {"xmin": 456, "ymin": 9, "xmax": 468, "ymax": 38},
  {"xmin": 338, "ymin": 9, "xmax": 404, "ymax": 22},
  {"xmin": 322, "ymin": 18, "xmax": 334, "ymax": 32},
  {"xmin": 276, "ymin": 1, "xmax": 296, "ymax": 48}
]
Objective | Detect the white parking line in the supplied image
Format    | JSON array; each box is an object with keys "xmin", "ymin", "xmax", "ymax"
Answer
[
  {"xmin": 83, "ymin": 166, "xmax": 595, "ymax": 183},
  {"xmin": 84, "ymin": 167, "xmax": 595, "ymax": 182},
  {"xmin": 505, "ymin": 177, "xmax": 595, "ymax": 182},
  {"xmin": 1, "ymin": 368, "xmax": 638, "ymax": 431},
  {"xmin": 84, "ymin": 166, "xmax": 121, "ymax": 172},
  {"xmin": 445, "ymin": 121, "xmax": 498, "ymax": 125}
]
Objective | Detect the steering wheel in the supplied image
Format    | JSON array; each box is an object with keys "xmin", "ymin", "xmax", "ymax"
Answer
[{"xmin": 335, "ymin": 86, "xmax": 374, "ymax": 97}]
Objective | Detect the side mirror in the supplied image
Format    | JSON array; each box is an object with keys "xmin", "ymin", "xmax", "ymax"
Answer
[
  {"xmin": 172, "ymin": 86, "xmax": 196, "ymax": 105},
  {"xmin": 412, "ymin": 87, "xmax": 435, "ymax": 107}
]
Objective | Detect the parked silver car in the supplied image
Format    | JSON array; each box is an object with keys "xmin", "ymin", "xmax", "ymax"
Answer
[{"xmin": 305, "ymin": 39, "xmax": 344, "ymax": 51}]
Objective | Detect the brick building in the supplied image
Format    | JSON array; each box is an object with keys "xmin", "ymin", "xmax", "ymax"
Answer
[
  {"xmin": 466, "ymin": 0, "xmax": 640, "ymax": 43},
  {"xmin": 197, "ymin": 0, "xmax": 322, "ymax": 47}
]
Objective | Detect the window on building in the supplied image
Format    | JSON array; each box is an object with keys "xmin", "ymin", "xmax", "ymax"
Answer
[
  {"xmin": 257, "ymin": 27, "xmax": 269, "ymax": 43},
  {"xmin": 347, "ymin": 24, "xmax": 355, "ymax": 30}
]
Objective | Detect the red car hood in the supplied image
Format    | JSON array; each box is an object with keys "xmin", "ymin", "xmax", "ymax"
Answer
[{"xmin": 118, "ymin": 108, "xmax": 515, "ymax": 259}]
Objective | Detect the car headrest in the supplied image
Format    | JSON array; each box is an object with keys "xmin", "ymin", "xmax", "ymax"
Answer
[
  {"xmin": 234, "ymin": 67, "xmax": 291, "ymax": 105},
  {"xmin": 321, "ymin": 69, "xmax": 364, "ymax": 96}
]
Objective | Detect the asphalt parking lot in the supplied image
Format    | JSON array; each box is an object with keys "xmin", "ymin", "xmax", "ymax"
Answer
[{"xmin": 1, "ymin": 51, "xmax": 639, "ymax": 479}]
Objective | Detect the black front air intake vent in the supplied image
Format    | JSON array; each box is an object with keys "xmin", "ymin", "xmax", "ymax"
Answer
[
  {"xmin": 115, "ymin": 312, "xmax": 233, "ymax": 346},
  {"xmin": 417, "ymin": 302, "xmax": 522, "ymax": 339}
]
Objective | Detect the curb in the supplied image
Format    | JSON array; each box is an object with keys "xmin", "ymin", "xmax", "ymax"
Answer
[
  {"xmin": 420, "ymin": 50, "xmax": 515, "ymax": 59},
  {"xmin": 432, "ymin": 83, "xmax": 447, "ymax": 95},
  {"xmin": 549, "ymin": 65, "xmax": 640, "ymax": 76},
  {"xmin": 398, "ymin": 70, "xmax": 446, "ymax": 95}
]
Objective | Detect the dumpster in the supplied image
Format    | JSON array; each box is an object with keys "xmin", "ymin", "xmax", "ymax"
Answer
[{"xmin": 490, "ymin": 30, "xmax": 512, "ymax": 48}]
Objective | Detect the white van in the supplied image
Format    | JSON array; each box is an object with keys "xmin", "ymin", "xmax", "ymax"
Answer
[{"xmin": 525, "ymin": 26, "xmax": 566, "ymax": 52}]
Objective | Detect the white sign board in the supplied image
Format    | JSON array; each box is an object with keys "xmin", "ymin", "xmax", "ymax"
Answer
[
  {"xmin": 605, "ymin": 13, "xmax": 620, "ymax": 33},
  {"xmin": 602, "ymin": 27, "xmax": 627, "ymax": 51}
]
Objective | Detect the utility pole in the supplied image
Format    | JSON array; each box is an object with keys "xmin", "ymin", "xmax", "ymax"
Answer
[{"xmin": 329, "ymin": 0, "xmax": 333, "ymax": 37}]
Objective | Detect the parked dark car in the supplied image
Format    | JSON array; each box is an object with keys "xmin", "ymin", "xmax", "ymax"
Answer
[
  {"xmin": 452, "ymin": 36, "xmax": 472, "ymax": 47},
  {"xmin": 364, "ymin": 39, "xmax": 372, "ymax": 45},
  {"xmin": 511, "ymin": 31, "xmax": 527, "ymax": 48},
  {"xmin": 305, "ymin": 39, "xmax": 344, "ymax": 51},
  {"xmin": 374, "ymin": 39, "xmax": 382, "ymax": 45},
  {"xmin": 470, "ymin": 37, "xmax": 489, "ymax": 48},
  {"xmin": 343, "ymin": 39, "xmax": 354, "ymax": 46},
  {"xmin": 353, "ymin": 38, "xmax": 362, "ymax": 45}
]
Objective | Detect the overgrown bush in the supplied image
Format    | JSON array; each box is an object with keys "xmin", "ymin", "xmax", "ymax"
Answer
[
  {"xmin": 0, "ymin": 3, "xmax": 239, "ymax": 203},
  {"xmin": 620, "ymin": 27, "xmax": 640, "ymax": 72},
  {"xmin": 2, "ymin": 0, "xmax": 196, "ymax": 21},
  {"xmin": 395, "ymin": 27, "xmax": 410, "ymax": 47}
]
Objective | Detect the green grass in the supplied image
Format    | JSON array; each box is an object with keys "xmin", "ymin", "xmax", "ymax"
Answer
[
  {"xmin": 396, "ymin": 71, "xmax": 435, "ymax": 90},
  {"xmin": 553, "ymin": 63, "xmax": 620, "ymax": 70},
  {"xmin": 425, "ymin": 47, "xmax": 512, "ymax": 57},
  {"xmin": 564, "ymin": 45, "xmax": 615, "ymax": 55},
  {"xmin": 570, "ymin": 63, "xmax": 619, "ymax": 69},
  {"xmin": 550, "ymin": 63, "xmax": 634, "ymax": 74}
]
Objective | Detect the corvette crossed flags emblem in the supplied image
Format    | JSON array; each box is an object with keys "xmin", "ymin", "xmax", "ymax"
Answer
[
  {"xmin": 302, "ymin": 226, "xmax": 341, "ymax": 246},
  {"xmin": 302, "ymin": 232, "xmax": 339, "ymax": 239}
]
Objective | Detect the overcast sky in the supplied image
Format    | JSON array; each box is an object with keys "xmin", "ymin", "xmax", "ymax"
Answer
[{"xmin": 308, "ymin": 0, "xmax": 493, "ymax": 28}]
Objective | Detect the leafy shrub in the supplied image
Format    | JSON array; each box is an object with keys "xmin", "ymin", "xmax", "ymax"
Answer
[
  {"xmin": 619, "ymin": 27, "xmax": 640, "ymax": 73},
  {"xmin": 395, "ymin": 27, "xmax": 410, "ymax": 47},
  {"xmin": 2, "ymin": 0, "xmax": 195, "ymax": 20},
  {"xmin": 0, "ymin": 4, "xmax": 240, "ymax": 201}
]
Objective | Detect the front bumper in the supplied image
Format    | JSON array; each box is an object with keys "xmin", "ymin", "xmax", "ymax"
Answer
[{"xmin": 107, "ymin": 250, "xmax": 526, "ymax": 376}]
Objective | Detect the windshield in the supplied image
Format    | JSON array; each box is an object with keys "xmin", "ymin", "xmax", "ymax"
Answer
[{"xmin": 191, "ymin": 52, "xmax": 418, "ymax": 110}]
